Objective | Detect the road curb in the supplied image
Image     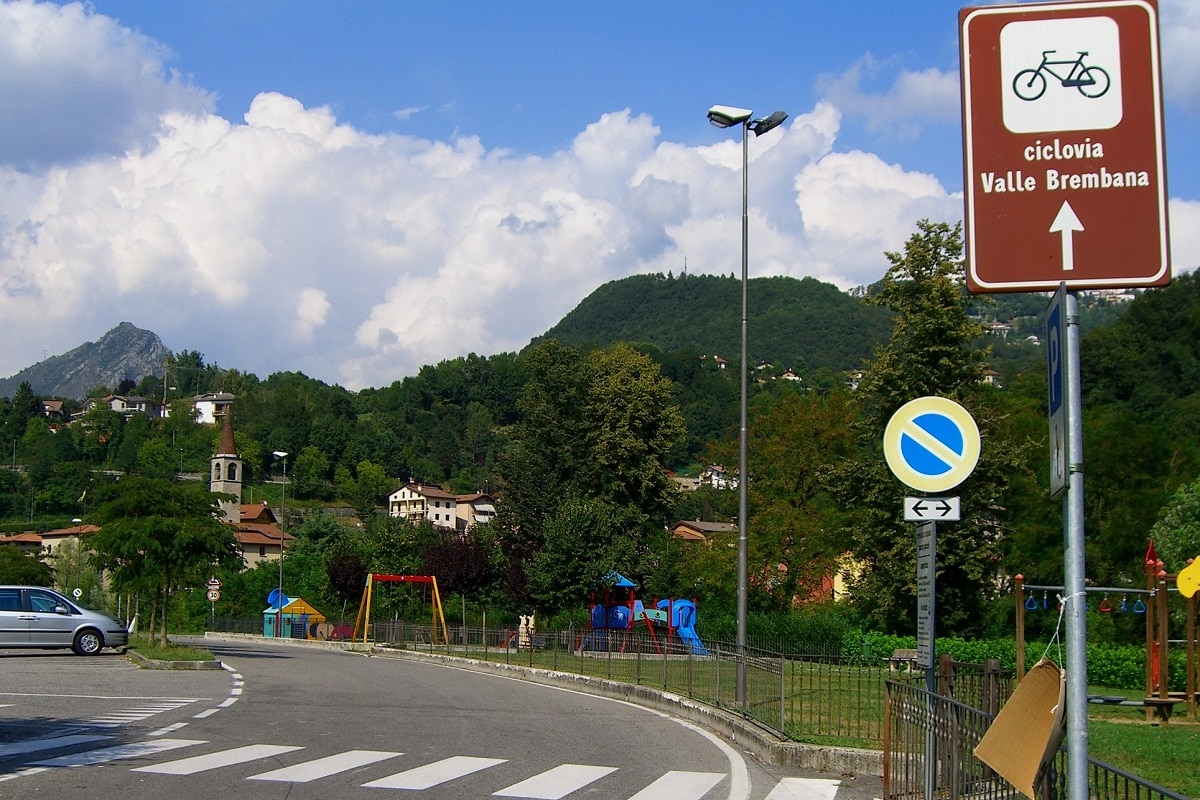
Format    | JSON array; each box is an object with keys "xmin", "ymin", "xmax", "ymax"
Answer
[{"xmin": 126, "ymin": 648, "xmax": 223, "ymax": 670}]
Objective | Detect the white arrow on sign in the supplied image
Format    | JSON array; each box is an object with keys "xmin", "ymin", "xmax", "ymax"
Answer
[
  {"xmin": 1049, "ymin": 201, "xmax": 1084, "ymax": 272},
  {"xmin": 904, "ymin": 496, "xmax": 961, "ymax": 522}
]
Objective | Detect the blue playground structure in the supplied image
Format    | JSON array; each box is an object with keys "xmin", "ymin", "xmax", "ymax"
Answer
[{"xmin": 576, "ymin": 573, "xmax": 708, "ymax": 656}]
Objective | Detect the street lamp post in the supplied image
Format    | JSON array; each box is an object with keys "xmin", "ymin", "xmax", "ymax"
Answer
[
  {"xmin": 707, "ymin": 104, "xmax": 787, "ymax": 709},
  {"xmin": 273, "ymin": 451, "xmax": 288, "ymax": 637}
]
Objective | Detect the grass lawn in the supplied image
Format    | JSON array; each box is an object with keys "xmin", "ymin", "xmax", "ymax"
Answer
[
  {"xmin": 1086, "ymin": 695, "xmax": 1200, "ymax": 798},
  {"xmin": 127, "ymin": 634, "xmax": 215, "ymax": 662}
]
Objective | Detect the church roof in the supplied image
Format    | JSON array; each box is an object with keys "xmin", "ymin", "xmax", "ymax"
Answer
[{"xmin": 215, "ymin": 407, "xmax": 237, "ymax": 456}]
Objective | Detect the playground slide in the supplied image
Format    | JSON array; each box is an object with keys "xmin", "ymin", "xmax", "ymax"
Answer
[
  {"xmin": 668, "ymin": 599, "xmax": 708, "ymax": 656},
  {"xmin": 676, "ymin": 625, "xmax": 708, "ymax": 656}
]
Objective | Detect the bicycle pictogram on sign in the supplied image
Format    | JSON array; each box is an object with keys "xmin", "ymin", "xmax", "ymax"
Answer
[{"xmin": 1012, "ymin": 49, "xmax": 1110, "ymax": 100}]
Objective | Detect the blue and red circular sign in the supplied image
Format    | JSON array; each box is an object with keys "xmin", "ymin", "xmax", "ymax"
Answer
[{"xmin": 884, "ymin": 397, "xmax": 981, "ymax": 493}]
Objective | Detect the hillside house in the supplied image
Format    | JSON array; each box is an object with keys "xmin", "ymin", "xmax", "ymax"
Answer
[
  {"xmin": 192, "ymin": 392, "xmax": 235, "ymax": 425},
  {"xmin": 0, "ymin": 523, "xmax": 100, "ymax": 560},
  {"xmin": 388, "ymin": 483, "xmax": 459, "ymax": 530},
  {"xmin": 80, "ymin": 395, "xmax": 162, "ymax": 420},
  {"xmin": 700, "ymin": 465, "xmax": 737, "ymax": 491},
  {"xmin": 234, "ymin": 503, "xmax": 293, "ymax": 567},
  {"xmin": 670, "ymin": 519, "xmax": 737, "ymax": 542},
  {"xmin": 455, "ymin": 492, "xmax": 497, "ymax": 533}
]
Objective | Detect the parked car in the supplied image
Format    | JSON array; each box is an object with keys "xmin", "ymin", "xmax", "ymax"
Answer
[{"xmin": 0, "ymin": 586, "xmax": 129, "ymax": 655}]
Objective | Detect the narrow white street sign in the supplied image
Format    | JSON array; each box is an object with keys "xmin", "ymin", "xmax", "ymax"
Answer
[{"xmin": 904, "ymin": 496, "xmax": 961, "ymax": 522}]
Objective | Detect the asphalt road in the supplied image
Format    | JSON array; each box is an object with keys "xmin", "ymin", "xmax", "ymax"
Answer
[{"xmin": 0, "ymin": 641, "xmax": 884, "ymax": 800}]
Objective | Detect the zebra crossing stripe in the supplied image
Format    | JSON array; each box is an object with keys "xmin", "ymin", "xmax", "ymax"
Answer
[
  {"xmin": 248, "ymin": 750, "xmax": 402, "ymax": 783},
  {"xmin": 2, "ymin": 734, "xmax": 851, "ymax": 800},
  {"xmin": 86, "ymin": 700, "xmax": 198, "ymax": 726},
  {"xmin": 0, "ymin": 734, "xmax": 111, "ymax": 759},
  {"xmin": 764, "ymin": 777, "xmax": 842, "ymax": 800},
  {"xmin": 626, "ymin": 770, "xmax": 725, "ymax": 800},
  {"xmin": 30, "ymin": 738, "xmax": 203, "ymax": 768},
  {"xmin": 360, "ymin": 755, "xmax": 507, "ymax": 789},
  {"xmin": 492, "ymin": 763, "xmax": 618, "ymax": 798},
  {"xmin": 133, "ymin": 744, "xmax": 302, "ymax": 775}
]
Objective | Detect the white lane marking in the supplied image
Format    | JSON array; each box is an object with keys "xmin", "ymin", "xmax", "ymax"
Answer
[
  {"xmin": 248, "ymin": 750, "xmax": 402, "ymax": 782},
  {"xmin": 492, "ymin": 763, "xmax": 618, "ymax": 798},
  {"xmin": 361, "ymin": 755, "xmax": 507, "ymax": 789},
  {"xmin": 218, "ymin": 697, "xmax": 238, "ymax": 707},
  {"xmin": 0, "ymin": 767, "xmax": 48, "ymax": 783},
  {"xmin": 627, "ymin": 770, "xmax": 725, "ymax": 800},
  {"xmin": 764, "ymin": 777, "xmax": 842, "ymax": 800},
  {"xmin": 434, "ymin": 663, "xmax": 751, "ymax": 800},
  {"xmin": 30, "ymin": 738, "xmax": 203, "ymax": 768},
  {"xmin": 85, "ymin": 699, "xmax": 199, "ymax": 726},
  {"xmin": 147, "ymin": 722, "xmax": 189, "ymax": 737},
  {"xmin": 0, "ymin": 734, "xmax": 111, "ymax": 758},
  {"xmin": 133, "ymin": 744, "xmax": 302, "ymax": 775},
  {"xmin": 192, "ymin": 709, "xmax": 218, "ymax": 719},
  {"xmin": 0, "ymin": 693, "xmax": 204, "ymax": 701}
]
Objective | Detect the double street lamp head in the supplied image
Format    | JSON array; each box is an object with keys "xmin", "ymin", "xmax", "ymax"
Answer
[
  {"xmin": 707, "ymin": 104, "xmax": 753, "ymax": 128},
  {"xmin": 707, "ymin": 105, "xmax": 789, "ymax": 136},
  {"xmin": 749, "ymin": 111, "xmax": 788, "ymax": 137}
]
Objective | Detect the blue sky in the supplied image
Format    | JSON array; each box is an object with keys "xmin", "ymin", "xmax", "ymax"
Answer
[{"xmin": 1, "ymin": 0, "xmax": 1197, "ymax": 389}]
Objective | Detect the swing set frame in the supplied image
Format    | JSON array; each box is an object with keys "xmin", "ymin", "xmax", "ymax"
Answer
[
  {"xmin": 1014, "ymin": 572, "xmax": 1198, "ymax": 722},
  {"xmin": 352, "ymin": 573, "xmax": 449, "ymax": 646}
]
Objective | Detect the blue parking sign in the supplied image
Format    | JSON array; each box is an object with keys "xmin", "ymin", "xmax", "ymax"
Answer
[{"xmin": 1046, "ymin": 285, "xmax": 1068, "ymax": 495}]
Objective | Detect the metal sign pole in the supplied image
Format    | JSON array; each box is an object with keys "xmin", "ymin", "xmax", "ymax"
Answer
[
  {"xmin": 1063, "ymin": 290, "xmax": 1089, "ymax": 800},
  {"xmin": 918, "ymin": 520, "xmax": 938, "ymax": 800}
]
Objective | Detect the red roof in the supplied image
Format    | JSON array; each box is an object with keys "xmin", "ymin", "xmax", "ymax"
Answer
[{"xmin": 234, "ymin": 524, "xmax": 294, "ymax": 547}]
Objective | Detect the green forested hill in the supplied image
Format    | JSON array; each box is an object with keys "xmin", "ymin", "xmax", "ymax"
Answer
[{"xmin": 536, "ymin": 273, "xmax": 894, "ymax": 373}]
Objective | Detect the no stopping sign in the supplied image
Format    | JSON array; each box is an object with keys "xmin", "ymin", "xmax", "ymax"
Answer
[{"xmin": 884, "ymin": 397, "xmax": 981, "ymax": 493}]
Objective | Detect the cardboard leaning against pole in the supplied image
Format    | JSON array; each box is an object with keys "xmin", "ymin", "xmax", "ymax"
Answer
[{"xmin": 974, "ymin": 658, "xmax": 1067, "ymax": 799}]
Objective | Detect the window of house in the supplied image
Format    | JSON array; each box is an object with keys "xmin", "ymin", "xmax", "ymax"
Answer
[
  {"xmin": 213, "ymin": 465, "xmax": 221, "ymax": 481},
  {"xmin": 259, "ymin": 546, "xmax": 266, "ymax": 557},
  {"xmin": 228, "ymin": 463, "xmax": 237, "ymax": 480}
]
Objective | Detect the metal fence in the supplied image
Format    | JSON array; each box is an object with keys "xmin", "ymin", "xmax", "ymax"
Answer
[
  {"xmin": 366, "ymin": 618, "xmax": 890, "ymax": 746},
  {"xmin": 884, "ymin": 678, "xmax": 1190, "ymax": 800}
]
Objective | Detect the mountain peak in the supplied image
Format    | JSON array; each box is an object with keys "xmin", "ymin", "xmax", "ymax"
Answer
[{"xmin": 0, "ymin": 323, "xmax": 171, "ymax": 400}]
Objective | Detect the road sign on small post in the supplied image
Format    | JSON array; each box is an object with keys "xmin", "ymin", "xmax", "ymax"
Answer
[
  {"xmin": 1047, "ymin": 285, "xmax": 1069, "ymax": 496},
  {"xmin": 960, "ymin": 0, "xmax": 1169, "ymax": 292},
  {"xmin": 905, "ymin": 496, "xmax": 961, "ymax": 522}
]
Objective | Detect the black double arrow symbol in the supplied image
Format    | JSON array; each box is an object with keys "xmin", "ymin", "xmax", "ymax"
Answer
[{"xmin": 910, "ymin": 499, "xmax": 955, "ymax": 518}]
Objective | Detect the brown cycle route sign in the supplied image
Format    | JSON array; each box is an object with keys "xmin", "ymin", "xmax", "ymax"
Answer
[{"xmin": 960, "ymin": 0, "xmax": 1169, "ymax": 293}]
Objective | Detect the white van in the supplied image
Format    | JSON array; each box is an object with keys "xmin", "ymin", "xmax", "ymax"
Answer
[{"xmin": 0, "ymin": 586, "xmax": 129, "ymax": 655}]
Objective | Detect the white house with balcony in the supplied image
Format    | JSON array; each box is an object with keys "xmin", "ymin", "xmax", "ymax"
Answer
[
  {"xmin": 192, "ymin": 392, "xmax": 235, "ymax": 425},
  {"xmin": 388, "ymin": 483, "xmax": 459, "ymax": 530}
]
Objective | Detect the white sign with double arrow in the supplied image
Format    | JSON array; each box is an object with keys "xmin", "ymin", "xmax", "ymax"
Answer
[{"xmin": 905, "ymin": 496, "xmax": 961, "ymax": 522}]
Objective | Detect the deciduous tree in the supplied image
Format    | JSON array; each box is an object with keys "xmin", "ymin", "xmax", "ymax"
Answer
[
  {"xmin": 826, "ymin": 220, "xmax": 1032, "ymax": 635},
  {"xmin": 495, "ymin": 341, "xmax": 684, "ymax": 607},
  {"xmin": 88, "ymin": 477, "xmax": 242, "ymax": 645}
]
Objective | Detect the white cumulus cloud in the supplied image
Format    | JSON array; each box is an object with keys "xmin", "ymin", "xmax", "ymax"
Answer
[
  {"xmin": 0, "ymin": 1, "xmax": 983, "ymax": 390},
  {"xmin": 0, "ymin": 0, "xmax": 212, "ymax": 168}
]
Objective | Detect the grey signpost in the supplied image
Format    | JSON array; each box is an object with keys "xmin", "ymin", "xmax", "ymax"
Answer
[
  {"xmin": 884, "ymin": 396, "xmax": 980, "ymax": 800},
  {"xmin": 962, "ymin": 3, "xmax": 1168, "ymax": 798}
]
